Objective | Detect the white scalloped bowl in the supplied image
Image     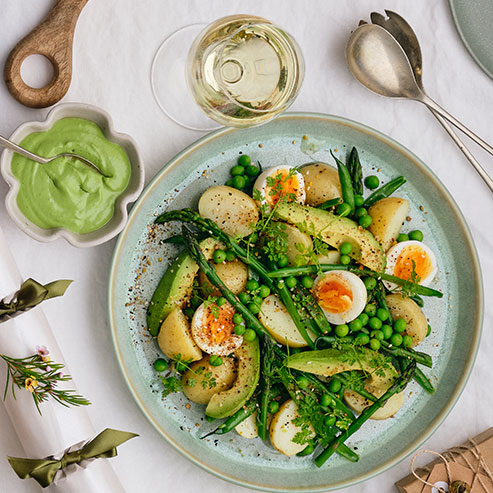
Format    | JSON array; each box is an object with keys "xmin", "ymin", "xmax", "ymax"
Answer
[{"xmin": 0, "ymin": 103, "xmax": 145, "ymax": 247}]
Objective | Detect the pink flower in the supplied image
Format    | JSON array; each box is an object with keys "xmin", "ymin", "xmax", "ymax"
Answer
[
  {"xmin": 45, "ymin": 366, "xmax": 52, "ymax": 372},
  {"xmin": 36, "ymin": 346, "xmax": 49, "ymax": 357}
]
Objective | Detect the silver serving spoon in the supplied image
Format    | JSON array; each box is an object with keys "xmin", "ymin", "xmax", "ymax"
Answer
[
  {"xmin": 366, "ymin": 10, "xmax": 493, "ymax": 192},
  {"xmin": 0, "ymin": 135, "xmax": 105, "ymax": 176},
  {"xmin": 346, "ymin": 23, "xmax": 493, "ymax": 181}
]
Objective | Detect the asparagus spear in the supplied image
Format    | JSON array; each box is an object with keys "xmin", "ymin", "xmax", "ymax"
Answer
[
  {"xmin": 257, "ymin": 337, "xmax": 275, "ymax": 441},
  {"xmin": 347, "ymin": 147, "xmax": 363, "ymax": 196},
  {"xmin": 314, "ymin": 360, "xmax": 417, "ymax": 467}
]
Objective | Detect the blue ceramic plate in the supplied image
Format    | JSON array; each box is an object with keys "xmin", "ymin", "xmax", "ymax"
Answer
[{"xmin": 108, "ymin": 113, "xmax": 483, "ymax": 492}]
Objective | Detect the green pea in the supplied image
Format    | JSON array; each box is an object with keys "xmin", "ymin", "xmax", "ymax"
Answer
[
  {"xmin": 233, "ymin": 313, "xmax": 243, "ymax": 325},
  {"xmin": 225, "ymin": 251, "xmax": 236, "ymax": 262},
  {"xmin": 355, "ymin": 207, "xmax": 368, "ymax": 218},
  {"xmin": 268, "ymin": 401, "xmax": 280, "ymax": 414},
  {"xmin": 355, "ymin": 333, "xmax": 370, "ymax": 346},
  {"xmin": 153, "ymin": 358, "xmax": 168, "ymax": 372},
  {"xmin": 234, "ymin": 324, "xmax": 246, "ymax": 335},
  {"xmin": 209, "ymin": 355, "xmax": 223, "ymax": 366},
  {"xmin": 301, "ymin": 276, "xmax": 314, "ymax": 289},
  {"xmin": 246, "ymin": 279, "xmax": 259, "ymax": 292},
  {"xmin": 238, "ymin": 292, "xmax": 251, "ymax": 304},
  {"xmin": 364, "ymin": 303, "xmax": 377, "ymax": 316},
  {"xmin": 252, "ymin": 295, "xmax": 263, "ymax": 306},
  {"xmin": 369, "ymin": 317, "xmax": 382, "ymax": 330},
  {"xmin": 297, "ymin": 443, "xmax": 314, "ymax": 456},
  {"xmin": 359, "ymin": 214, "xmax": 373, "ymax": 228},
  {"xmin": 276, "ymin": 280, "xmax": 285, "ymax": 289},
  {"xmin": 213, "ymin": 249, "xmax": 227, "ymax": 263},
  {"xmin": 324, "ymin": 415, "xmax": 336, "ymax": 427},
  {"xmin": 376, "ymin": 308, "xmax": 389, "ymax": 321},
  {"xmin": 336, "ymin": 202, "xmax": 352, "ymax": 216},
  {"xmin": 369, "ymin": 338, "xmax": 381, "ymax": 351},
  {"xmin": 231, "ymin": 165, "xmax": 245, "ymax": 176},
  {"xmin": 390, "ymin": 333, "xmax": 403, "ymax": 346},
  {"xmin": 397, "ymin": 233, "xmax": 409, "ymax": 243},
  {"xmin": 259, "ymin": 285, "xmax": 271, "ymax": 298},
  {"xmin": 285, "ymin": 276, "xmax": 297, "ymax": 288},
  {"xmin": 363, "ymin": 277, "xmax": 377, "ymax": 290},
  {"xmin": 381, "ymin": 324, "xmax": 393, "ymax": 339},
  {"xmin": 296, "ymin": 376, "xmax": 309, "ymax": 389},
  {"xmin": 426, "ymin": 324, "xmax": 432, "ymax": 337},
  {"xmin": 340, "ymin": 242, "xmax": 353, "ymax": 255},
  {"xmin": 205, "ymin": 415, "xmax": 216, "ymax": 423},
  {"xmin": 340, "ymin": 254, "xmax": 351, "ymax": 265},
  {"xmin": 245, "ymin": 164, "xmax": 259, "ymax": 177},
  {"xmin": 364, "ymin": 175, "xmax": 380, "ymax": 189},
  {"xmin": 243, "ymin": 329, "xmax": 257, "ymax": 342},
  {"xmin": 247, "ymin": 303, "xmax": 260, "ymax": 315},
  {"xmin": 320, "ymin": 394, "xmax": 332, "ymax": 407},
  {"xmin": 402, "ymin": 335, "xmax": 414, "ymax": 348},
  {"xmin": 335, "ymin": 324, "xmax": 349, "ymax": 337},
  {"xmin": 371, "ymin": 330, "xmax": 384, "ymax": 341},
  {"xmin": 329, "ymin": 379, "xmax": 342, "ymax": 393},
  {"xmin": 358, "ymin": 312, "xmax": 369, "ymax": 325},
  {"xmin": 232, "ymin": 175, "xmax": 247, "ymax": 189},
  {"xmin": 216, "ymin": 297, "xmax": 227, "ymax": 307},
  {"xmin": 409, "ymin": 230, "xmax": 424, "ymax": 241},
  {"xmin": 354, "ymin": 194, "xmax": 364, "ymax": 207},
  {"xmin": 277, "ymin": 254, "xmax": 289, "ymax": 268},
  {"xmin": 349, "ymin": 318, "xmax": 363, "ymax": 332},
  {"xmin": 238, "ymin": 154, "xmax": 251, "ymax": 167},
  {"xmin": 175, "ymin": 361, "xmax": 187, "ymax": 373},
  {"xmin": 225, "ymin": 178, "xmax": 234, "ymax": 187},
  {"xmin": 394, "ymin": 318, "xmax": 407, "ymax": 333}
]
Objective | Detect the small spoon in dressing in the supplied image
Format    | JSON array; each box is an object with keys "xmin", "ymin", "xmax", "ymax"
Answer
[{"xmin": 0, "ymin": 134, "xmax": 105, "ymax": 176}]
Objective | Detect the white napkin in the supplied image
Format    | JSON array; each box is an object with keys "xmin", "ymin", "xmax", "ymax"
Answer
[{"xmin": 0, "ymin": 226, "xmax": 124, "ymax": 492}]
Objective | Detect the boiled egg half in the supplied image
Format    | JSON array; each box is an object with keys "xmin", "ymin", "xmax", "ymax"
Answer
[
  {"xmin": 253, "ymin": 165, "xmax": 305, "ymax": 208},
  {"xmin": 191, "ymin": 301, "xmax": 243, "ymax": 356},
  {"xmin": 385, "ymin": 240, "xmax": 437, "ymax": 289},
  {"xmin": 312, "ymin": 270, "xmax": 367, "ymax": 325}
]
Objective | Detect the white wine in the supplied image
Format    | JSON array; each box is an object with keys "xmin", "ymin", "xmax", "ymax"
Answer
[{"xmin": 186, "ymin": 15, "xmax": 304, "ymax": 127}]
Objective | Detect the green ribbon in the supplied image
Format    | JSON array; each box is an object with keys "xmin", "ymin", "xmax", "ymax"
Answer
[
  {"xmin": 7, "ymin": 428, "xmax": 138, "ymax": 488},
  {"xmin": 0, "ymin": 278, "xmax": 72, "ymax": 322}
]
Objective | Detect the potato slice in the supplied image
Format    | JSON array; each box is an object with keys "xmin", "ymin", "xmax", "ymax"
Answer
[
  {"xmin": 270, "ymin": 399, "xmax": 314, "ymax": 456},
  {"xmin": 182, "ymin": 355, "xmax": 237, "ymax": 404},
  {"xmin": 368, "ymin": 197, "xmax": 410, "ymax": 252},
  {"xmin": 344, "ymin": 387, "xmax": 404, "ymax": 420},
  {"xmin": 198, "ymin": 185, "xmax": 258, "ymax": 238},
  {"xmin": 300, "ymin": 163, "xmax": 342, "ymax": 206},
  {"xmin": 283, "ymin": 223, "xmax": 313, "ymax": 266},
  {"xmin": 386, "ymin": 294, "xmax": 428, "ymax": 347},
  {"xmin": 235, "ymin": 411, "xmax": 258, "ymax": 438},
  {"xmin": 158, "ymin": 308, "xmax": 202, "ymax": 361},
  {"xmin": 316, "ymin": 250, "xmax": 341, "ymax": 265},
  {"xmin": 199, "ymin": 259, "xmax": 248, "ymax": 296},
  {"xmin": 259, "ymin": 295, "xmax": 313, "ymax": 347}
]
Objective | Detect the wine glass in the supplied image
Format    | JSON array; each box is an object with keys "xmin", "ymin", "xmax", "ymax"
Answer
[{"xmin": 151, "ymin": 15, "xmax": 304, "ymax": 131}]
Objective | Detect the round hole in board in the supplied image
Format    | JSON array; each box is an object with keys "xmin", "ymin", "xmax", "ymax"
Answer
[{"xmin": 20, "ymin": 54, "xmax": 55, "ymax": 89}]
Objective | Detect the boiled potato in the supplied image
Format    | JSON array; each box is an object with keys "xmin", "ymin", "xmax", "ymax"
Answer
[
  {"xmin": 235, "ymin": 411, "xmax": 258, "ymax": 438},
  {"xmin": 300, "ymin": 163, "xmax": 341, "ymax": 206},
  {"xmin": 199, "ymin": 259, "xmax": 248, "ymax": 296},
  {"xmin": 368, "ymin": 197, "xmax": 410, "ymax": 252},
  {"xmin": 270, "ymin": 399, "xmax": 314, "ymax": 456},
  {"xmin": 316, "ymin": 250, "xmax": 341, "ymax": 265},
  {"xmin": 158, "ymin": 308, "xmax": 202, "ymax": 361},
  {"xmin": 259, "ymin": 295, "xmax": 314, "ymax": 347},
  {"xmin": 182, "ymin": 355, "xmax": 237, "ymax": 404},
  {"xmin": 283, "ymin": 223, "xmax": 313, "ymax": 266},
  {"xmin": 344, "ymin": 387, "xmax": 404, "ymax": 420},
  {"xmin": 198, "ymin": 186, "xmax": 258, "ymax": 238},
  {"xmin": 386, "ymin": 294, "xmax": 428, "ymax": 347}
]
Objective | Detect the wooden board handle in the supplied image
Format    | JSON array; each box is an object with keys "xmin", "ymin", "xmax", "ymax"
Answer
[{"xmin": 4, "ymin": 0, "xmax": 88, "ymax": 108}]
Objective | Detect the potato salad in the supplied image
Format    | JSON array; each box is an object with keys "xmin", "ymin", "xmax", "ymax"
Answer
[{"xmin": 147, "ymin": 148, "xmax": 442, "ymax": 466}]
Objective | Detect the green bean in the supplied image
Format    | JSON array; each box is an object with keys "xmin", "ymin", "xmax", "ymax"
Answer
[
  {"xmin": 258, "ymin": 338, "xmax": 275, "ymax": 441},
  {"xmin": 317, "ymin": 197, "xmax": 342, "ymax": 210},
  {"xmin": 363, "ymin": 176, "xmax": 406, "ymax": 208},
  {"xmin": 331, "ymin": 151, "xmax": 355, "ymax": 212},
  {"xmin": 413, "ymin": 367, "xmax": 435, "ymax": 394},
  {"xmin": 331, "ymin": 373, "xmax": 377, "ymax": 403},
  {"xmin": 337, "ymin": 443, "xmax": 360, "ymax": 462},
  {"xmin": 296, "ymin": 286, "xmax": 331, "ymax": 335},
  {"xmin": 379, "ymin": 340, "xmax": 433, "ymax": 368},
  {"xmin": 410, "ymin": 295, "xmax": 424, "ymax": 308}
]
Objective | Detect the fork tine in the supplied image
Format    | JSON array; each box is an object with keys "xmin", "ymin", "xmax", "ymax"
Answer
[
  {"xmin": 358, "ymin": 19, "xmax": 368, "ymax": 26},
  {"xmin": 370, "ymin": 12, "xmax": 386, "ymax": 24}
]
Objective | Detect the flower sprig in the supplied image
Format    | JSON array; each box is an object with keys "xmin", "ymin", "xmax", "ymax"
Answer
[{"xmin": 1, "ymin": 346, "xmax": 90, "ymax": 414}]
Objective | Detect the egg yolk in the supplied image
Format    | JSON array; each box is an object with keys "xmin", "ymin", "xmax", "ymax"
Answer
[
  {"xmin": 204, "ymin": 304, "xmax": 235, "ymax": 345},
  {"xmin": 313, "ymin": 277, "xmax": 353, "ymax": 314},
  {"xmin": 265, "ymin": 170, "xmax": 301, "ymax": 206},
  {"xmin": 394, "ymin": 246, "xmax": 433, "ymax": 282}
]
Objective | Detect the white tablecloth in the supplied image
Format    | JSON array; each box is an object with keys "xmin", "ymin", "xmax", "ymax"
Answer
[{"xmin": 0, "ymin": 1, "xmax": 491, "ymax": 492}]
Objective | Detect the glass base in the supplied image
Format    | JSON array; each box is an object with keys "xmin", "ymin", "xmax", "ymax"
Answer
[{"xmin": 151, "ymin": 24, "xmax": 222, "ymax": 132}]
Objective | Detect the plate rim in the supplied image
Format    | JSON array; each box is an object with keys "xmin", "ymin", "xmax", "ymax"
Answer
[{"xmin": 108, "ymin": 111, "xmax": 484, "ymax": 492}]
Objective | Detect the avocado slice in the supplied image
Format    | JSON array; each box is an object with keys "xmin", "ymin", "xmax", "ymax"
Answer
[
  {"xmin": 286, "ymin": 347, "xmax": 397, "ymax": 389},
  {"xmin": 206, "ymin": 338, "xmax": 260, "ymax": 418},
  {"xmin": 146, "ymin": 238, "xmax": 220, "ymax": 336},
  {"xmin": 274, "ymin": 202, "xmax": 386, "ymax": 272}
]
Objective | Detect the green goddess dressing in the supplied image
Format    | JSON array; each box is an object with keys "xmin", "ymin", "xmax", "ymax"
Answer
[{"xmin": 11, "ymin": 118, "xmax": 131, "ymax": 234}]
